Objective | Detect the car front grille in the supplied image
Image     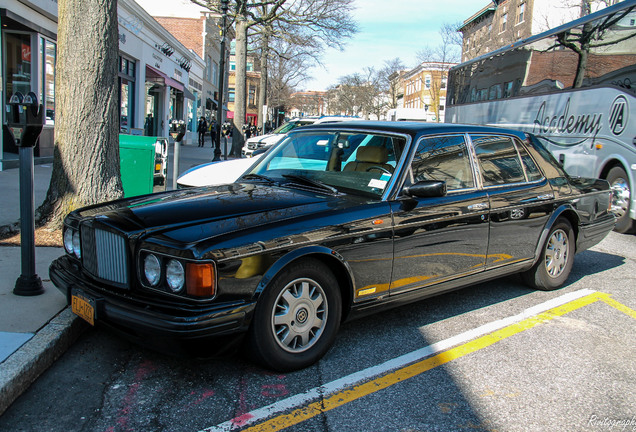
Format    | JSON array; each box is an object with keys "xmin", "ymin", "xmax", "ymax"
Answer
[{"xmin": 81, "ymin": 225, "xmax": 129, "ymax": 286}]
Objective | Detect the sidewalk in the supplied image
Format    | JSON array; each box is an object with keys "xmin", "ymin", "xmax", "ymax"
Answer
[
  {"xmin": 0, "ymin": 137, "xmax": 234, "ymax": 415},
  {"xmin": 0, "ymin": 160, "xmax": 87, "ymax": 415}
]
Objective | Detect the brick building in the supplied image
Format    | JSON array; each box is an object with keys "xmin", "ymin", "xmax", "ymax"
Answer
[
  {"xmin": 459, "ymin": 0, "xmax": 615, "ymax": 62},
  {"xmin": 402, "ymin": 62, "xmax": 456, "ymax": 122}
]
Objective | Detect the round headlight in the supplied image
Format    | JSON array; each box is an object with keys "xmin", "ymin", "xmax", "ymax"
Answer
[
  {"xmin": 144, "ymin": 254, "xmax": 161, "ymax": 286},
  {"xmin": 166, "ymin": 259, "xmax": 185, "ymax": 292},
  {"xmin": 64, "ymin": 229, "xmax": 74, "ymax": 255},
  {"xmin": 72, "ymin": 231, "xmax": 81, "ymax": 258}
]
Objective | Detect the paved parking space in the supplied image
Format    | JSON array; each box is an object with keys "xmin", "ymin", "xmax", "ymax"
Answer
[{"xmin": 203, "ymin": 289, "xmax": 635, "ymax": 432}]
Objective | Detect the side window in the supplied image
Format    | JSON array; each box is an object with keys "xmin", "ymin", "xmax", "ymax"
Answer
[
  {"xmin": 471, "ymin": 135, "xmax": 525, "ymax": 186},
  {"xmin": 410, "ymin": 135, "xmax": 475, "ymax": 190},
  {"xmin": 516, "ymin": 140, "xmax": 543, "ymax": 181}
]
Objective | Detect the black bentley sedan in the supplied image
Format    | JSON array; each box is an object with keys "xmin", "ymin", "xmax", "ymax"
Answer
[{"xmin": 50, "ymin": 122, "xmax": 615, "ymax": 371}]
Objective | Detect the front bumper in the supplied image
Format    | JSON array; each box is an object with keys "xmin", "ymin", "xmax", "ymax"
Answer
[{"xmin": 49, "ymin": 256, "xmax": 255, "ymax": 355}]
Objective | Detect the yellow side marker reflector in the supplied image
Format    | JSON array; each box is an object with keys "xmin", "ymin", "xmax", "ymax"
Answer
[{"xmin": 358, "ymin": 287, "xmax": 377, "ymax": 296}]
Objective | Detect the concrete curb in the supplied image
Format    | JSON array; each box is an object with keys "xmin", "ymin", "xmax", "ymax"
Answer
[{"xmin": 0, "ymin": 307, "xmax": 86, "ymax": 415}]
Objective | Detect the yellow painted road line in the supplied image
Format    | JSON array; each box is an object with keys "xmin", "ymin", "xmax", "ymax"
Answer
[
  {"xmin": 241, "ymin": 293, "xmax": 603, "ymax": 432},
  {"xmin": 596, "ymin": 293, "xmax": 636, "ymax": 319},
  {"xmin": 202, "ymin": 291, "xmax": 634, "ymax": 432}
]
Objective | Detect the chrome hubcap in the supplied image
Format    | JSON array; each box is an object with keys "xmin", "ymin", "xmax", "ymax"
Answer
[
  {"xmin": 610, "ymin": 177, "xmax": 630, "ymax": 218},
  {"xmin": 545, "ymin": 229, "xmax": 569, "ymax": 278},
  {"xmin": 271, "ymin": 278, "xmax": 327, "ymax": 353}
]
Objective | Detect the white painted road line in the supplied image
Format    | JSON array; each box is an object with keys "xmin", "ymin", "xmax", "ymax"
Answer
[{"xmin": 201, "ymin": 289, "xmax": 597, "ymax": 432}]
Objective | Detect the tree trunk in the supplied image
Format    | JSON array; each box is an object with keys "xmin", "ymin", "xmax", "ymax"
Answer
[
  {"xmin": 258, "ymin": 27, "xmax": 271, "ymax": 132},
  {"xmin": 36, "ymin": 0, "xmax": 122, "ymax": 229},
  {"xmin": 231, "ymin": 16, "xmax": 248, "ymax": 156}
]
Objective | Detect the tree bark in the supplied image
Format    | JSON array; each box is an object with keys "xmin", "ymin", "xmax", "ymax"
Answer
[
  {"xmin": 231, "ymin": 16, "xmax": 248, "ymax": 156},
  {"xmin": 36, "ymin": 0, "xmax": 122, "ymax": 229},
  {"xmin": 258, "ymin": 26, "xmax": 271, "ymax": 132}
]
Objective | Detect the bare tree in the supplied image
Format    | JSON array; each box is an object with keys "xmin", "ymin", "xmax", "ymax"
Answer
[
  {"xmin": 379, "ymin": 58, "xmax": 406, "ymax": 109},
  {"xmin": 194, "ymin": 0, "xmax": 356, "ymax": 155},
  {"xmin": 35, "ymin": 0, "xmax": 121, "ymax": 230},
  {"xmin": 554, "ymin": 3, "xmax": 636, "ymax": 87}
]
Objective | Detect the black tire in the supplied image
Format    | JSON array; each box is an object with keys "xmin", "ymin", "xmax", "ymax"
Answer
[
  {"xmin": 247, "ymin": 259, "xmax": 342, "ymax": 371},
  {"xmin": 606, "ymin": 166, "xmax": 634, "ymax": 234},
  {"xmin": 522, "ymin": 219, "xmax": 575, "ymax": 291}
]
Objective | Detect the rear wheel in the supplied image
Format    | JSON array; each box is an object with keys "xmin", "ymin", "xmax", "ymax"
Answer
[
  {"xmin": 607, "ymin": 166, "xmax": 634, "ymax": 233},
  {"xmin": 522, "ymin": 219, "xmax": 574, "ymax": 291},
  {"xmin": 247, "ymin": 259, "xmax": 341, "ymax": 371}
]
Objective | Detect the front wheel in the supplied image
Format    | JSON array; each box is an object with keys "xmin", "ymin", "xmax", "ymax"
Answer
[
  {"xmin": 247, "ymin": 259, "xmax": 342, "ymax": 371},
  {"xmin": 607, "ymin": 166, "xmax": 634, "ymax": 234},
  {"xmin": 522, "ymin": 219, "xmax": 574, "ymax": 291}
]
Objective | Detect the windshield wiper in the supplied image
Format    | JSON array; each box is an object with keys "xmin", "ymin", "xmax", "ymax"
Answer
[
  {"xmin": 282, "ymin": 174, "xmax": 339, "ymax": 195},
  {"xmin": 241, "ymin": 173, "xmax": 274, "ymax": 183}
]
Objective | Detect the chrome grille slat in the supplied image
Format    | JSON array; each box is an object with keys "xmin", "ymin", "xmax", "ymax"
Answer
[{"xmin": 81, "ymin": 226, "xmax": 128, "ymax": 286}]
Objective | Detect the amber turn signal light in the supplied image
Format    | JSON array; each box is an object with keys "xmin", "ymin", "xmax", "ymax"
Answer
[{"xmin": 186, "ymin": 263, "xmax": 216, "ymax": 297}]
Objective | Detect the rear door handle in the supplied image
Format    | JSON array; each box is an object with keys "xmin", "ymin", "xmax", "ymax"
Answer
[
  {"xmin": 537, "ymin": 194, "xmax": 554, "ymax": 201},
  {"xmin": 468, "ymin": 202, "xmax": 489, "ymax": 211}
]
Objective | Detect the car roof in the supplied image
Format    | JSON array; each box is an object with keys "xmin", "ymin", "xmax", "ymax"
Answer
[{"xmin": 299, "ymin": 120, "xmax": 527, "ymax": 140}]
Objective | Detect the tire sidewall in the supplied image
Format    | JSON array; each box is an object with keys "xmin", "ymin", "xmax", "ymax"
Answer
[
  {"xmin": 536, "ymin": 220, "xmax": 575, "ymax": 289},
  {"xmin": 249, "ymin": 259, "xmax": 342, "ymax": 371},
  {"xmin": 607, "ymin": 166, "xmax": 634, "ymax": 234}
]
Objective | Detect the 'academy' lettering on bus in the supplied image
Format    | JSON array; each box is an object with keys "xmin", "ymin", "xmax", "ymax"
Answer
[{"xmin": 533, "ymin": 98, "xmax": 603, "ymax": 138}]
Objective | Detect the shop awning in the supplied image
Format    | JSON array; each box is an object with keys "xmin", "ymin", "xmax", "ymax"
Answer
[
  {"xmin": 145, "ymin": 65, "xmax": 184, "ymax": 91},
  {"xmin": 183, "ymin": 87, "xmax": 196, "ymax": 100}
]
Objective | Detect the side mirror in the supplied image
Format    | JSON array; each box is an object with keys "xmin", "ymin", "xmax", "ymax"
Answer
[{"xmin": 403, "ymin": 180, "xmax": 447, "ymax": 198}]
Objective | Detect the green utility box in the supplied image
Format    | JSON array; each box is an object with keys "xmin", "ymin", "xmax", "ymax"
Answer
[{"xmin": 119, "ymin": 134, "xmax": 157, "ymax": 197}]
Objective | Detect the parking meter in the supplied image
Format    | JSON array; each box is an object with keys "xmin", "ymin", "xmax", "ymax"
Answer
[
  {"xmin": 8, "ymin": 92, "xmax": 45, "ymax": 296},
  {"xmin": 170, "ymin": 120, "xmax": 185, "ymax": 190}
]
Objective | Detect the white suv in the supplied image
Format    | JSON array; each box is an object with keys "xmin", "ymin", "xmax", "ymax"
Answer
[{"xmin": 242, "ymin": 116, "xmax": 360, "ymax": 157}]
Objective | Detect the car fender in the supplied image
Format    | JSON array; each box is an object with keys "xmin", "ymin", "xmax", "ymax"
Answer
[
  {"xmin": 253, "ymin": 245, "xmax": 356, "ymax": 306},
  {"xmin": 531, "ymin": 203, "xmax": 580, "ymax": 263}
]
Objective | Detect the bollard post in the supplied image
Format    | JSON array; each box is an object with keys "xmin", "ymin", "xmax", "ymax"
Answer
[{"xmin": 169, "ymin": 120, "xmax": 186, "ymax": 190}]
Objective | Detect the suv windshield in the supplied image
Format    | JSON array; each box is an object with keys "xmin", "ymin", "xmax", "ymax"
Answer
[
  {"xmin": 246, "ymin": 130, "xmax": 405, "ymax": 199},
  {"xmin": 271, "ymin": 119, "xmax": 315, "ymax": 134}
]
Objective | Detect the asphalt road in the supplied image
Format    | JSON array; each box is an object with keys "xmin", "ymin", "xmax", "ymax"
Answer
[{"xmin": 0, "ymin": 230, "xmax": 634, "ymax": 432}]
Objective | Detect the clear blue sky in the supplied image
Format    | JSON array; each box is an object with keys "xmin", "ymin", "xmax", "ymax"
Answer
[
  {"xmin": 306, "ymin": 0, "xmax": 489, "ymax": 91},
  {"xmin": 137, "ymin": 0, "xmax": 490, "ymax": 91}
]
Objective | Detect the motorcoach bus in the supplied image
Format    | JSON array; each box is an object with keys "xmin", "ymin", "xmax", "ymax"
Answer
[{"xmin": 446, "ymin": 0, "xmax": 636, "ymax": 233}]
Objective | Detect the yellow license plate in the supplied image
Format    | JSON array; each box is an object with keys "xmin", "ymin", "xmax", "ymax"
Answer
[{"xmin": 72, "ymin": 293, "xmax": 95, "ymax": 326}]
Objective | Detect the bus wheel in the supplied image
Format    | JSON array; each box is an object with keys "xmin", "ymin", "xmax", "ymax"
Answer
[{"xmin": 607, "ymin": 166, "xmax": 634, "ymax": 234}]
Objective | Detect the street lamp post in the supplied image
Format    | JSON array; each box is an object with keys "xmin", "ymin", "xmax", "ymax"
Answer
[{"xmin": 213, "ymin": 0, "xmax": 229, "ymax": 161}]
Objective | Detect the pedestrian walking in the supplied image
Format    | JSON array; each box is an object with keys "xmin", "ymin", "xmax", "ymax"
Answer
[
  {"xmin": 197, "ymin": 117, "xmax": 207, "ymax": 147},
  {"xmin": 209, "ymin": 119, "xmax": 218, "ymax": 148}
]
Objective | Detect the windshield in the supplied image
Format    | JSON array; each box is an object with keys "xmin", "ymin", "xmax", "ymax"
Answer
[
  {"xmin": 271, "ymin": 120, "xmax": 315, "ymax": 134},
  {"xmin": 246, "ymin": 130, "xmax": 405, "ymax": 199}
]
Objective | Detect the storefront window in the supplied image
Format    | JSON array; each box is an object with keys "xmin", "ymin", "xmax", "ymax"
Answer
[
  {"xmin": 119, "ymin": 56, "xmax": 136, "ymax": 133},
  {"xmin": 5, "ymin": 33, "xmax": 32, "ymax": 115},
  {"xmin": 40, "ymin": 38, "xmax": 56, "ymax": 125},
  {"xmin": 187, "ymin": 90, "xmax": 198, "ymax": 132}
]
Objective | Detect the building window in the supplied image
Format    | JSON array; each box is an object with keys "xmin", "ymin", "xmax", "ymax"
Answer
[
  {"xmin": 228, "ymin": 88, "xmax": 235, "ymax": 102},
  {"xmin": 4, "ymin": 33, "xmax": 32, "ymax": 118},
  {"xmin": 441, "ymin": 75, "xmax": 447, "ymax": 89},
  {"xmin": 212, "ymin": 61, "xmax": 218, "ymax": 87},
  {"xmin": 425, "ymin": 75, "xmax": 431, "ymax": 90},
  {"xmin": 518, "ymin": 3, "xmax": 525, "ymax": 24},
  {"xmin": 118, "ymin": 56, "xmax": 136, "ymax": 133},
  {"xmin": 40, "ymin": 38, "xmax": 56, "ymax": 125},
  {"xmin": 206, "ymin": 55, "xmax": 212, "ymax": 81},
  {"xmin": 501, "ymin": 13, "xmax": 508, "ymax": 32},
  {"xmin": 230, "ymin": 61, "xmax": 236, "ymax": 71},
  {"xmin": 248, "ymin": 85, "xmax": 256, "ymax": 106}
]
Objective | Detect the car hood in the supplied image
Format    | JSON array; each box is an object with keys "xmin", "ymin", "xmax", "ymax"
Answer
[
  {"xmin": 177, "ymin": 155, "xmax": 263, "ymax": 187},
  {"xmin": 75, "ymin": 183, "xmax": 367, "ymax": 245},
  {"xmin": 246, "ymin": 133, "xmax": 282, "ymax": 145}
]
